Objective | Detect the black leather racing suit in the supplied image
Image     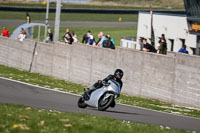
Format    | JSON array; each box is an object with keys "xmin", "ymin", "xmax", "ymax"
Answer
[{"xmin": 87, "ymin": 74, "xmax": 123, "ymax": 95}]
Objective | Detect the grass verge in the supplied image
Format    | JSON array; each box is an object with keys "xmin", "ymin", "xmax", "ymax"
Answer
[
  {"xmin": 0, "ymin": 1, "xmax": 184, "ymax": 10},
  {"xmin": 0, "ymin": 64, "xmax": 200, "ymax": 118},
  {"xmin": 0, "ymin": 104, "xmax": 188, "ymax": 133}
]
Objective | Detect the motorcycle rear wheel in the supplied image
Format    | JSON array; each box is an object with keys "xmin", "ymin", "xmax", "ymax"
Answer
[
  {"xmin": 77, "ymin": 97, "xmax": 87, "ymax": 108},
  {"xmin": 98, "ymin": 93, "xmax": 114, "ymax": 111}
]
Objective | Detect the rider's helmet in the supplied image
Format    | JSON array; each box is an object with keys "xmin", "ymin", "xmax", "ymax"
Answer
[{"xmin": 114, "ymin": 69, "xmax": 123, "ymax": 80}]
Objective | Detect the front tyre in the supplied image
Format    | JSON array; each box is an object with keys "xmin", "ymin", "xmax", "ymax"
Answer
[
  {"xmin": 77, "ymin": 97, "xmax": 87, "ymax": 108},
  {"xmin": 98, "ymin": 93, "xmax": 114, "ymax": 111}
]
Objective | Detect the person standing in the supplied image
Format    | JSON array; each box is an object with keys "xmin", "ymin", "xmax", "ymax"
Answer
[
  {"xmin": 1, "ymin": 27, "xmax": 10, "ymax": 37},
  {"xmin": 158, "ymin": 34, "xmax": 167, "ymax": 54},
  {"xmin": 158, "ymin": 34, "xmax": 166, "ymax": 44},
  {"xmin": 158, "ymin": 38, "xmax": 167, "ymax": 55},
  {"xmin": 45, "ymin": 29, "xmax": 53, "ymax": 43}
]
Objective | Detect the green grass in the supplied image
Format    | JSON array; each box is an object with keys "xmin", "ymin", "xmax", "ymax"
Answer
[
  {"xmin": 0, "ymin": 104, "xmax": 188, "ymax": 133},
  {"xmin": 0, "ymin": 1, "xmax": 185, "ymax": 10},
  {"xmin": 92, "ymin": 0, "xmax": 184, "ymax": 9},
  {"xmin": 0, "ymin": 11, "xmax": 138, "ymax": 22},
  {"xmin": 0, "ymin": 64, "xmax": 200, "ymax": 118}
]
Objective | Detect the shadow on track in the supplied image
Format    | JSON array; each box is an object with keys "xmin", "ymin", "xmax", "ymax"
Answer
[
  {"xmin": 89, "ymin": 108, "xmax": 150, "ymax": 116},
  {"xmin": 105, "ymin": 110, "xmax": 150, "ymax": 116}
]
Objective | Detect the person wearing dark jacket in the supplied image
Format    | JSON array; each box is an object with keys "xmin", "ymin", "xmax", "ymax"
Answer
[
  {"xmin": 142, "ymin": 38, "xmax": 157, "ymax": 53},
  {"xmin": 158, "ymin": 38, "xmax": 167, "ymax": 54},
  {"xmin": 82, "ymin": 30, "xmax": 91, "ymax": 44},
  {"xmin": 86, "ymin": 69, "xmax": 123, "ymax": 96},
  {"xmin": 62, "ymin": 28, "xmax": 71, "ymax": 42},
  {"xmin": 102, "ymin": 35, "xmax": 115, "ymax": 49}
]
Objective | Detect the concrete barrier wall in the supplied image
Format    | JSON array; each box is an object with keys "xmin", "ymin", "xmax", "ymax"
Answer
[
  {"xmin": 0, "ymin": 37, "xmax": 36, "ymax": 71},
  {"xmin": 0, "ymin": 37, "xmax": 200, "ymax": 108},
  {"xmin": 173, "ymin": 54, "xmax": 200, "ymax": 107}
]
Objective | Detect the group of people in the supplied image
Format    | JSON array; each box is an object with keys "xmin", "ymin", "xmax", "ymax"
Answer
[
  {"xmin": 139, "ymin": 34, "xmax": 188, "ymax": 54},
  {"xmin": 139, "ymin": 34, "xmax": 167, "ymax": 54},
  {"xmin": 54, "ymin": 29, "xmax": 115, "ymax": 49},
  {"xmin": 1, "ymin": 27, "xmax": 189, "ymax": 54},
  {"xmin": 82, "ymin": 30, "xmax": 115, "ymax": 49},
  {"xmin": 1, "ymin": 27, "xmax": 26, "ymax": 41}
]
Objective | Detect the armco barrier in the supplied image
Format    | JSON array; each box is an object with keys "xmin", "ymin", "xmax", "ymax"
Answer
[{"xmin": 0, "ymin": 37, "xmax": 200, "ymax": 108}]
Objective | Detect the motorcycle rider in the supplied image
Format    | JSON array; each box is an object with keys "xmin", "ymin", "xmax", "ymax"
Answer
[{"xmin": 85, "ymin": 69, "xmax": 123, "ymax": 99}]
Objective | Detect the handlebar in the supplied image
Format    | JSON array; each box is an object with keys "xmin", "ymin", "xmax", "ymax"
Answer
[{"xmin": 101, "ymin": 81, "xmax": 110, "ymax": 86}]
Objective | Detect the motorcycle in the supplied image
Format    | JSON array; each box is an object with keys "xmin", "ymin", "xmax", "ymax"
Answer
[{"xmin": 77, "ymin": 79, "xmax": 121, "ymax": 111}]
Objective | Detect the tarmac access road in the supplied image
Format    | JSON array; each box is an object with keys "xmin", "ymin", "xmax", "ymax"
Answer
[
  {"xmin": 0, "ymin": 77, "xmax": 200, "ymax": 132},
  {"xmin": 0, "ymin": 20, "xmax": 137, "ymax": 27}
]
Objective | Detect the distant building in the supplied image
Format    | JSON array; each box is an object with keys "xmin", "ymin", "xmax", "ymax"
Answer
[
  {"xmin": 136, "ymin": 12, "xmax": 196, "ymax": 55},
  {"xmin": 184, "ymin": 0, "xmax": 200, "ymax": 55}
]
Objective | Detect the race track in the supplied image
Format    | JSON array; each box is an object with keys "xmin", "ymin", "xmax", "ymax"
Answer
[
  {"xmin": 0, "ymin": 77, "xmax": 200, "ymax": 132},
  {"xmin": 0, "ymin": 20, "xmax": 137, "ymax": 27}
]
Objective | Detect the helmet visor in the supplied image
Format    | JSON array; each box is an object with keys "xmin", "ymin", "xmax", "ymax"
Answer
[{"xmin": 116, "ymin": 74, "xmax": 122, "ymax": 79}]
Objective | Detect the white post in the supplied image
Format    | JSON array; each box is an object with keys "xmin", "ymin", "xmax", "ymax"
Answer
[
  {"xmin": 44, "ymin": 0, "xmax": 49, "ymax": 41},
  {"xmin": 54, "ymin": 0, "xmax": 61, "ymax": 42},
  {"xmin": 38, "ymin": 25, "xmax": 41, "ymax": 42}
]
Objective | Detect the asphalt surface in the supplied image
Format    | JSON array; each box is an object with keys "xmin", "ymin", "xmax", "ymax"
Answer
[
  {"xmin": 0, "ymin": 20, "xmax": 137, "ymax": 27},
  {"xmin": 0, "ymin": 77, "xmax": 200, "ymax": 132}
]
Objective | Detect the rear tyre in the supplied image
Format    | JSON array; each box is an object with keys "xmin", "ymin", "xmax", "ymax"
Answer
[
  {"xmin": 77, "ymin": 97, "xmax": 87, "ymax": 108},
  {"xmin": 98, "ymin": 93, "xmax": 114, "ymax": 111}
]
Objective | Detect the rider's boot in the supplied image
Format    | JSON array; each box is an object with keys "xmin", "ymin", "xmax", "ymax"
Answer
[
  {"xmin": 84, "ymin": 86, "xmax": 96, "ymax": 100},
  {"xmin": 83, "ymin": 88, "xmax": 90, "ymax": 100}
]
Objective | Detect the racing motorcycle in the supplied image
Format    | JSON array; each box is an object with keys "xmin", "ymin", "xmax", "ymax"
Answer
[{"xmin": 77, "ymin": 79, "xmax": 121, "ymax": 111}]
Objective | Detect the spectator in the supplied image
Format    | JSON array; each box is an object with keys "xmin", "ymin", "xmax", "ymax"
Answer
[
  {"xmin": 102, "ymin": 35, "xmax": 115, "ymax": 49},
  {"xmin": 1, "ymin": 26, "xmax": 10, "ymax": 37},
  {"xmin": 138, "ymin": 38, "xmax": 144, "ymax": 51},
  {"xmin": 158, "ymin": 38, "xmax": 167, "ymax": 55},
  {"xmin": 17, "ymin": 28, "xmax": 26, "ymax": 41},
  {"xmin": 45, "ymin": 29, "xmax": 53, "ymax": 43},
  {"xmin": 107, "ymin": 34, "xmax": 115, "ymax": 45},
  {"xmin": 65, "ymin": 33, "xmax": 73, "ymax": 45},
  {"xmin": 87, "ymin": 32, "xmax": 96, "ymax": 45},
  {"xmin": 158, "ymin": 34, "xmax": 166, "ymax": 44},
  {"xmin": 82, "ymin": 30, "xmax": 91, "ymax": 44},
  {"xmin": 142, "ymin": 38, "xmax": 157, "ymax": 53},
  {"xmin": 62, "ymin": 28, "xmax": 72, "ymax": 43},
  {"xmin": 96, "ymin": 32, "xmax": 106, "ymax": 47},
  {"xmin": 178, "ymin": 44, "xmax": 188, "ymax": 54},
  {"xmin": 71, "ymin": 31, "xmax": 78, "ymax": 43},
  {"xmin": 157, "ymin": 34, "xmax": 167, "ymax": 54},
  {"xmin": 26, "ymin": 12, "xmax": 31, "ymax": 24}
]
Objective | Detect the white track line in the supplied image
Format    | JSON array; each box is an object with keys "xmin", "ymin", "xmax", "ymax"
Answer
[{"xmin": 0, "ymin": 76, "xmax": 80, "ymax": 97}]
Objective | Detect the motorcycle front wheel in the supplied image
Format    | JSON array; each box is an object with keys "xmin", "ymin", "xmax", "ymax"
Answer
[
  {"xmin": 98, "ymin": 93, "xmax": 114, "ymax": 111},
  {"xmin": 77, "ymin": 97, "xmax": 87, "ymax": 108}
]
